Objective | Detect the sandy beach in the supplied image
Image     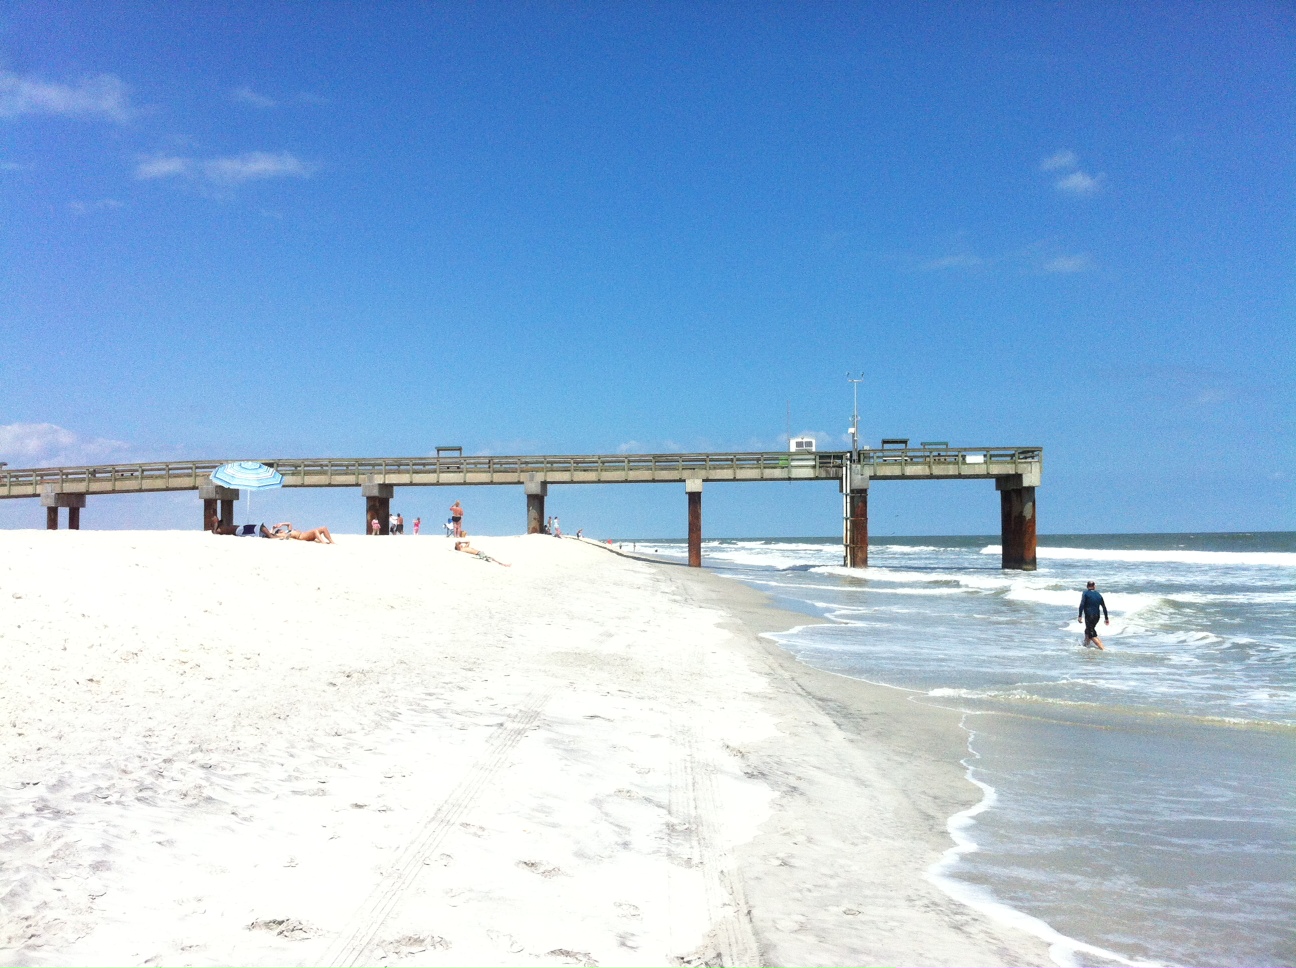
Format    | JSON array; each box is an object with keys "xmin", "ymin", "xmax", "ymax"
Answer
[{"xmin": 0, "ymin": 531, "xmax": 1050, "ymax": 967}]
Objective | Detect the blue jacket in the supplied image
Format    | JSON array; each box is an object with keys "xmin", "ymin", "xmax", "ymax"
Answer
[{"xmin": 1079, "ymin": 589, "xmax": 1108, "ymax": 621}]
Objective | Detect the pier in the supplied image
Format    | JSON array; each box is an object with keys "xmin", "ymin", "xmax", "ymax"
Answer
[{"xmin": 1, "ymin": 446, "xmax": 1042, "ymax": 569}]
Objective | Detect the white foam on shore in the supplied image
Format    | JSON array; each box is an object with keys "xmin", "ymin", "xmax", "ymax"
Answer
[
  {"xmin": 925, "ymin": 717, "xmax": 1162, "ymax": 968},
  {"xmin": 980, "ymin": 545, "xmax": 1296, "ymax": 568}
]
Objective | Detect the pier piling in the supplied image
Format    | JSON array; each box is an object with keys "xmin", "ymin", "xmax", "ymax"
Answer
[
  {"xmin": 686, "ymin": 479, "xmax": 702, "ymax": 567},
  {"xmin": 362, "ymin": 482, "xmax": 393, "ymax": 536},
  {"xmin": 41, "ymin": 489, "xmax": 87, "ymax": 530},
  {"xmin": 199, "ymin": 485, "xmax": 239, "ymax": 531},
  {"xmin": 997, "ymin": 474, "xmax": 1038, "ymax": 570},
  {"xmin": 842, "ymin": 464, "xmax": 870, "ymax": 567},
  {"xmin": 525, "ymin": 478, "xmax": 547, "ymax": 534}
]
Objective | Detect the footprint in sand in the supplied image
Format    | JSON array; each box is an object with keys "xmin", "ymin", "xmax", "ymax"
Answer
[
  {"xmin": 248, "ymin": 918, "xmax": 312, "ymax": 939},
  {"xmin": 382, "ymin": 933, "xmax": 450, "ymax": 956}
]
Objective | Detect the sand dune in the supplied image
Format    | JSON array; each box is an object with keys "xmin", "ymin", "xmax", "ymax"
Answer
[{"xmin": 0, "ymin": 531, "xmax": 1048, "ymax": 967}]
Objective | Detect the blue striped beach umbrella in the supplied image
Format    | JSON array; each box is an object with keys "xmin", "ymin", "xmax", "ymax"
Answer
[{"xmin": 211, "ymin": 461, "xmax": 283, "ymax": 524}]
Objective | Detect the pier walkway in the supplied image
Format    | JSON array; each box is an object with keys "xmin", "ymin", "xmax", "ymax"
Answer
[{"xmin": 1, "ymin": 446, "xmax": 1043, "ymax": 569}]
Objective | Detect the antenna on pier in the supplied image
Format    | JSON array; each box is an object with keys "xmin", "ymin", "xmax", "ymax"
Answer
[{"xmin": 847, "ymin": 372, "xmax": 864, "ymax": 458}]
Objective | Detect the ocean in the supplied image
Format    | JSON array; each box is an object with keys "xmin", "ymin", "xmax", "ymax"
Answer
[{"xmin": 635, "ymin": 533, "xmax": 1296, "ymax": 967}]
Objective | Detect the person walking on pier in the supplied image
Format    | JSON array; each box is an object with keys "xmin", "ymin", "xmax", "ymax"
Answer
[
  {"xmin": 450, "ymin": 500, "xmax": 464, "ymax": 537},
  {"xmin": 1078, "ymin": 580, "xmax": 1109, "ymax": 649}
]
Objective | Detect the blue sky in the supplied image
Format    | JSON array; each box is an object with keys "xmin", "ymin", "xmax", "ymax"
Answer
[{"xmin": 2, "ymin": 1, "xmax": 1292, "ymax": 537}]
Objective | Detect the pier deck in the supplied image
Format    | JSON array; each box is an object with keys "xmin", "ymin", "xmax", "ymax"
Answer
[
  {"xmin": 1, "ymin": 447, "xmax": 1042, "ymax": 569},
  {"xmin": 0, "ymin": 448, "xmax": 1040, "ymax": 497}
]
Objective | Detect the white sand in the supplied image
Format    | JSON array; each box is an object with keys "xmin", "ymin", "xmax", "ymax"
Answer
[{"xmin": 0, "ymin": 531, "xmax": 1050, "ymax": 967}]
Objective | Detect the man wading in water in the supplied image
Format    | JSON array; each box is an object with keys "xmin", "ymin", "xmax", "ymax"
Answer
[{"xmin": 1078, "ymin": 580, "xmax": 1110, "ymax": 649}]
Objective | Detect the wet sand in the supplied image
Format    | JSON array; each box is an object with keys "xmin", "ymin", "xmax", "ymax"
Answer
[{"xmin": 0, "ymin": 531, "xmax": 1049, "ymax": 966}]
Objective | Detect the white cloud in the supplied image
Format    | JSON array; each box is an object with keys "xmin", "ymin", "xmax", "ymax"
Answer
[
  {"xmin": 136, "ymin": 155, "xmax": 192, "ymax": 179},
  {"xmin": 1055, "ymin": 170, "xmax": 1102, "ymax": 194},
  {"xmin": 924, "ymin": 253, "xmax": 984, "ymax": 271},
  {"xmin": 0, "ymin": 71, "xmax": 131, "ymax": 121},
  {"xmin": 1043, "ymin": 254, "xmax": 1094, "ymax": 273},
  {"xmin": 232, "ymin": 86, "xmax": 278, "ymax": 108},
  {"xmin": 1040, "ymin": 150, "xmax": 1078, "ymax": 171},
  {"xmin": 135, "ymin": 151, "xmax": 314, "ymax": 185},
  {"xmin": 0, "ymin": 160, "xmax": 21, "ymax": 171},
  {"xmin": 203, "ymin": 151, "xmax": 311, "ymax": 184},
  {"xmin": 1039, "ymin": 151, "xmax": 1104, "ymax": 194},
  {"xmin": 68, "ymin": 198, "xmax": 123, "ymax": 214},
  {"xmin": 0, "ymin": 422, "xmax": 130, "ymax": 467}
]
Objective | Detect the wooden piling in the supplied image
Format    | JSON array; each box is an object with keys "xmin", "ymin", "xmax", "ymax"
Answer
[
  {"xmin": 68, "ymin": 506, "xmax": 81, "ymax": 530},
  {"xmin": 46, "ymin": 506, "xmax": 58, "ymax": 530}
]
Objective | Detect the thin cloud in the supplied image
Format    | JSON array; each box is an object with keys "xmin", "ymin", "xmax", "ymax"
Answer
[
  {"xmin": 232, "ymin": 86, "xmax": 277, "ymax": 108},
  {"xmin": 924, "ymin": 253, "xmax": 985, "ymax": 271},
  {"xmin": 1056, "ymin": 170, "xmax": 1102, "ymax": 195},
  {"xmin": 1043, "ymin": 254, "xmax": 1094, "ymax": 274},
  {"xmin": 0, "ymin": 71, "xmax": 131, "ymax": 121},
  {"xmin": 1039, "ymin": 150, "xmax": 1104, "ymax": 194},
  {"xmin": 68, "ymin": 198, "xmax": 124, "ymax": 214},
  {"xmin": 136, "ymin": 155, "xmax": 191, "ymax": 179},
  {"xmin": 135, "ymin": 151, "xmax": 314, "ymax": 185},
  {"xmin": 0, "ymin": 422, "xmax": 130, "ymax": 467},
  {"xmin": 0, "ymin": 160, "xmax": 22, "ymax": 171},
  {"xmin": 1040, "ymin": 150, "xmax": 1078, "ymax": 172}
]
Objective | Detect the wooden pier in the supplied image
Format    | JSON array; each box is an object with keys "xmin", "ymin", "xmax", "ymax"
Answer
[{"xmin": 0, "ymin": 446, "xmax": 1042, "ymax": 569}]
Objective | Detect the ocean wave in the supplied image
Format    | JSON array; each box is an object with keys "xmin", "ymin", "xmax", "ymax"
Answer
[
  {"xmin": 811, "ymin": 565, "xmax": 1012, "ymax": 589},
  {"xmin": 980, "ymin": 545, "xmax": 1296, "ymax": 568}
]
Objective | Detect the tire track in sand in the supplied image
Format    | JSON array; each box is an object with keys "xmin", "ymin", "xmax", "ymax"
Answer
[
  {"xmin": 665, "ymin": 572, "xmax": 761, "ymax": 967},
  {"xmin": 318, "ymin": 688, "xmax": 554, "ymax": 967}
]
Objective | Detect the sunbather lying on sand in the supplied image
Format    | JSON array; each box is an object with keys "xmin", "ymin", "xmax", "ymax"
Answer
[
  {"xmin": 263, "ymin": 524, "xmax": 334, "ymax": 544},
  {"xmin": 454, "ymin": 540, "xmax": 510, "ymax": 566}
]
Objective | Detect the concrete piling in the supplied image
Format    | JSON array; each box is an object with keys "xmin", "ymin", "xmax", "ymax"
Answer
[
  {"xmin": 686, "ymin": 479, "xmax": 702, "ymax": 567},
  {"xmin": 997, "ymin": 476, "xmax": 1038, "ymax": 570},
  {"xmin": 847, "ymin": 490, "xmax": 868, "ymax": 567},
  {"xmin": 362, "ymin": 482, "xmax": 393, "ymax": 536},
  {"xmin": 41, "ymin": 488, "xmax": 87, "ymax": 530},
  {"xmin": 199, "ymin": 485, "xmax": 239, "ymax": 531},
  {"xmin": 842, "ymin": 464, "xmax": 870, "ymax": 568},
  {"xmin": 525, "ymin": 478, "xmax": 547, "ymax": 534}
]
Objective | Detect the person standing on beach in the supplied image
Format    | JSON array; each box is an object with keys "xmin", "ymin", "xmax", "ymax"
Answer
[
  {"xmin": 413, "ymin": 517, "xmax": 420, "ymax": 536},
  {"xmin": 449, "ymin": 500, "xmax": 463, "ymax": 537},
  {"xmin": 369, "ymin": 515, "xmax": 381, "ymax": 536},
  {"xmin": 395, "ymin": 512, "xmax": 404, "ymax": 535},
  {"xmin": 1078, "ymin": 580, "xmax": 1109, "ymax": 649}
]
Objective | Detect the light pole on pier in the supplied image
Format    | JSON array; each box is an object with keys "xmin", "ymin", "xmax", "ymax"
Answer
[{"xmin": 847, "ymin": 373, "xmax": 864, "ymax": 458}]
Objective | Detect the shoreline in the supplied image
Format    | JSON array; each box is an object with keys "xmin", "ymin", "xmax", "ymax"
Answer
[
  {"xmin": 1, "ymin": 531, "xmax": 1051, "ymax": 966},
  {"xmin": 654, "ymin": 563, "xmax": 1053, "ymax": 966}
]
